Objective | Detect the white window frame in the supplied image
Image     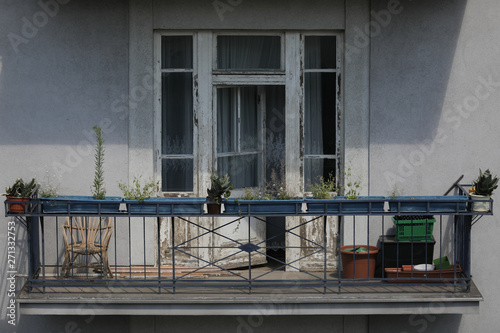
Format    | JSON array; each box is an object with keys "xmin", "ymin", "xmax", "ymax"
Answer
[
  {"xmin": 302, "ymin": 32, "xmax": 343, "ymax": 187},
  {"xmin": 154, "ymin": 32, "xmax": 198, "ymax": 195},
  {"xmin": 154, "ymin": 31, "xmax": 342, "ymax": 196}
]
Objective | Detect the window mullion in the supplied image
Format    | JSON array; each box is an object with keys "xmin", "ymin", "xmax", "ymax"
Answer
[{"xmin": 237, "ymin": 87, "xmax": 241, "ymax": 154}]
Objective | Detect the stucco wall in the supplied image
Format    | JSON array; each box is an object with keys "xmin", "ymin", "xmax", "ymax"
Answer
[
  {"xmin": 369, "ymin": 0, "xmax": 500, "ymax": 332},
  {"xmin": 1, "ymin": 0, "xmax": 500, "ymax": 332},
  {"xmin": 0, "ymin": 0, "xmax": 129, "ymax": 332}
]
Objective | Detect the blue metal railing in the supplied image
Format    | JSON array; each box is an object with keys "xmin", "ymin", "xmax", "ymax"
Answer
[{"xmin": 4, "ymin": 187, "xmax": 492, "ymax": 295}]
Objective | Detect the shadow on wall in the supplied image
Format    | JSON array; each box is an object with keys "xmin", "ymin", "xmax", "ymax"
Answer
[
  {"xmin": 0, "ymin": 0, "xmax": 128, "ymax": 147},
  {"xmin": 369, "ymin": 0, "xmax": 468, "ymax": 145}
]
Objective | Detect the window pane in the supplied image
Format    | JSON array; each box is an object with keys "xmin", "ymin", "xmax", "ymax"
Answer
[
  {"xmin": 304, "ymin": 72, "xmax": 336, "ymax": 155},
  {"xmin": 265, "ymin": 86, "xmax": 285, "ymax": 177},
  {"xmin": 217, "ymin": 88, "xmax": 238, "ymax": 154},
  {"xmin": 217, "ymin": 155, "xmax": 259, "ymax": 189},
  {"xmin": 305, "ymin": 36, "xmax": 336, "ymax": 69},
  {"xmin": 162, "ymin": 73, "xmax": 193, "ymax": 155},
  {"xmin": 161, "ymin": 36, "xmax": 193, "ymax": 69},
  {"xmin": 240, "ymin": 87, "xmax": 258, "ymax": 152},
  {"xmin": 304, "ymin": 159, "xmax": 336, "ymax": 188},
  {"xmin": 217, "ymin": 36, "xmax": 281, "ymax": 70},
  {"xmin": 162, "ymin": 159, "xmax": 194, "ymax": 192}
]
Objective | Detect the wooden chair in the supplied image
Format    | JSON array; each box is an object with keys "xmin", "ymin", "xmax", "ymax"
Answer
[{"xmin": 61, "ymin": 216, "xmax": 114, "ymax": 278}]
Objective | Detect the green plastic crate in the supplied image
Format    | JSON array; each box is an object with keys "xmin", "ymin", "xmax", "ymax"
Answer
[{"xmin": 393, "ymin": 216, "xmax": 436, "ymax": 241}]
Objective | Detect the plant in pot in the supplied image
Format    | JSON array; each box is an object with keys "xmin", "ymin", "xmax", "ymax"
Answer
[
  {"xmin": 265, "ymin": 168, "xmax": 297, "ymax": 200},
  {"xmin": 119, "ymin": 177, "xmax": 159, "ymax": 213},
  {"xmin": 336, "ymin": 167, "xmax": 385, "ymax": 213},
  {"xmin": 254, "ymin": 168, "xmax": 301, "ymax": 214},
  {"xmin": 3, "ymin": 178, "xmax": 37, "ymax": 214},
  {"xmin": 305, "ymin": 173, "xmax": 338, "ymax": 213},
  {"xmin": 206, "ymin": 173, "xmax": 233, "ymax": 214},
  {"xmin": 224, "ymin": 166, "xmax": 301, "ymax": 214},
  {"xmin": 92, "ymin": 125, "xmax": 106, "ymax": 200},
  {"xmin": 470, "ymin": 169, "xmax": 498, "ymax": 212},
  {"xmin": 309, "ymin": 173, "xmax": 336, "ymax": 200}
]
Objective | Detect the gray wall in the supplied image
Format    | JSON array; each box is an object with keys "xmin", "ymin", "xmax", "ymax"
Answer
[
  {"xmin": 1, "ymin": 0, "xmax": 500, "ymax": 332},
  {"xmin": 0, "ymin": 0, "xmax": 129, "ymax": 332},
  {"xmin": 369, "ymin": 0, "xmax": 500, "ymax": 332}
]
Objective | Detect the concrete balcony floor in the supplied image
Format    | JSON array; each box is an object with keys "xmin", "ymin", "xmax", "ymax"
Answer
[{"xmin": 17, "ymin": 263, "xmax": 482, "ymax": 316}]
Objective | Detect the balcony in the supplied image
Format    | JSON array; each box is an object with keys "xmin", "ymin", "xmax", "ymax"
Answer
[{"xmin": 6, "ymin": 185, "xmax": 490, "ymax": 316}]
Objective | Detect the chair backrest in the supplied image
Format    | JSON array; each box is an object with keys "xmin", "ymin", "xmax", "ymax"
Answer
[{"xmin": 63, "ymin": 216, "xmax": 113, "ymax": 249}]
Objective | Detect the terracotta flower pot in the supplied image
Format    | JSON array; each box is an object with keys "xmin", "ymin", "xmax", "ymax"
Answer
[
  {"xmin": 6, "ymin": 196, "xmax": 29, "ymax": 214},
  {"xmin": 341, "ymin": 245, "xmax": 379, "ymax": 279}
]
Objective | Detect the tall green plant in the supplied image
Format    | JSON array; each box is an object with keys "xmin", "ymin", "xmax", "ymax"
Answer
[{"xmin": 92, "ymin": 126, "xmax": 106, "ymax": 199}]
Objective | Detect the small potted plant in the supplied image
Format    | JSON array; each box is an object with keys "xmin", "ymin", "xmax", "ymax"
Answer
[
  {"xmin": 225, "ymin": 168, "xmax": 302, "ymax": 215},
  {"xmin": 470, "ymin": 169, "xmax": 498, "ymax": 212},
  {"xmin": 336, "ymin": 168, "xmax": 385, "ymax": 213},
  {"xmin": 119, "ymin": 177, "xmax": 160, "ymax": 214},
  {"xmin": 305, "ymin": 173, "xmax": 338, "ymax": 213},
  {"xmin": 206, "ymin": 173, "xmax": 233, "ymax": 214},
  {"xmin": 3, "ymin": 178, "xmax": 37, "ymax": 214},
  {"xmin": 42, "ymin": 126, "xmax": 121, "ymax": 214}
]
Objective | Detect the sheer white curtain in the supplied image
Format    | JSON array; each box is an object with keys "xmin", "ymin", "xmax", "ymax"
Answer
[
  {"xmin": 304, "ymin": 36, "xmax": 337, "ymax": 185},
  {"xmin": 217, "ymin": 36, "xmax": 280, "ymax": 70},
  {"xmin": 215, "ymin": 36, "xmax": 281, "ymax": 189},
  {"xmin": 304, "ymin": 36, "xmax": 324, "ymax": 185},
  {"xmin": 217, "ymin": 87, "xmax": 259, "ymax": 189}
]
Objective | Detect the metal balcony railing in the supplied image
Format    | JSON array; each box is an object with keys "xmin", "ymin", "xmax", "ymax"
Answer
[{"xmin": 5, "ymin": 184, "xmax": 492, "ymax": 296}]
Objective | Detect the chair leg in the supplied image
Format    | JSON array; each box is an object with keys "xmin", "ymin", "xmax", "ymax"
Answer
[
  {"xmin": 102, "ymin": 254, "xmax": 113, "ymax": 278},
  {"xmin": 61, "ymin": 253, "xmax": 70, "ymax": 278},
  {"xmin": 66, "ymin": 253, "xmax": 80, "ymax": 277}
]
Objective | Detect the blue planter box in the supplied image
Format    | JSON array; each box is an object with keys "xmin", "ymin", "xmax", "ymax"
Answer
[
  {"xmin": 388, "ymin": 196, "xmax": 467, "ymax": 213},
  {"xmin": 224, "ymin": 199, "xmax": 303, "ymax": 214},
  {"xmin": 125, "ymin": 197, "xmax": 205, "ymax": 215},
  {"xmin": 306, "ymin": 196, "xmax": 386, "ymax": 214},
  {"xmin": 41, "ymin": 196, "xmax": 122, "ymax": 213}
]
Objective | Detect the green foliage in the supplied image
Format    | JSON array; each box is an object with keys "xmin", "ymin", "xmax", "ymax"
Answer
[
  {"xmin": 473, "ymin": 169, "xmax": 499, "ymax": 196},
  {"xmin": 308, "ymin": 173, "xmax": 336, "ymax": 199},
  {"xmin": 242, "ymin": 187, "xmax": 265, "ymax": 200},
  {"xmin": 240, "ymin": 167, "xmax": 297, "ymax": 201},
  {"xmin": 338, "ymin": 167, "xmax": 362, "ymax": 199},
  {"xmin": 3, "ymin": 178, "xmax": 37, "ymax": 197},
  {"xmin": 206, "ymin": 174, "xmax": 233, "ymax": 204},
  {"xmin": 388, "ymin": 184, "xmax": 402, "ymax": 199},
  {"xmin": 39, "ymin": 171, "xmax": 59, "ymax": 198},
  {"xmin": 265, "ymin": 168, "xmax": 296, "ymax": 200},
  {"xmin": 119, "ymin": 177, "xmax": 158, "ymax": 203},
  {"xmin": 92, "ymin": 126, "xmax": 106, "ymax": 200},
  {"xmin": 39, "ymin": 185, "xmax": 57, "ymax": 198},
  {"xmin": 344, "ymin": 246, "xmax": 368, "ymax": 253}
]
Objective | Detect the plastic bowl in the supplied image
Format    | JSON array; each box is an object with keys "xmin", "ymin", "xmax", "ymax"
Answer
[{"xmin": 414, "ymin": 264, "xmax": 435, "ymax": 271}]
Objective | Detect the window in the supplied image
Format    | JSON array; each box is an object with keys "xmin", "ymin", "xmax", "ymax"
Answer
[
  {"xmin": 216, "ymin": 35, "xmax": 281, "ymax": 70},
  {"xmin": 304, "ymin": 36, "xmax": 339, "ymax": 186},
  {"xmin": 160, "ymin": 35, "xmax": 194, "ymax": 192},
  {"xmin": 216, "ymin": 86, "xmax": 261, "ymax": 189},
  {"xmin": 157, "ymin": 32, "xmax": 341, "ymax": 194}
]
